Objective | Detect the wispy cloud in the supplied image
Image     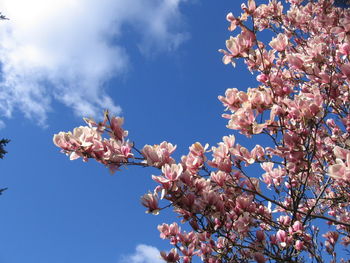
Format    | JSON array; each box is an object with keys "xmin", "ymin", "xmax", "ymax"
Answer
[
  {"xmin": 0, "ymin": 0, "xmax": 188, "ymax": 125},
  {"xmin": 120, "ymin": 244, "xmax": 164, "ymax": 263}
]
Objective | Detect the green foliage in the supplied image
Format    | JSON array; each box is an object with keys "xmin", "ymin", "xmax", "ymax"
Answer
[
  {"xmin": 0, "ymin": 139, "xmax": 9, "ymax": 194},
  {"xmin": 0, "ymin": 12, "xmax": 8, "ymax": 20},
  {"xmin": 0, "ymin": 138, "xmax": 9, "ymax": 159}
]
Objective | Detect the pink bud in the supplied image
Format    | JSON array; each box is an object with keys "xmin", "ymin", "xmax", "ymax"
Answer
[
  {"xmin": 257, "ymin": 74, "xmax": 269, "ymax": 83},
  {"xmin": 254, "ymin": 252, "xmax": 266, "ymax": 263},
  {"xmin": 276, "ymin": 230, "xmax": 287, "ymax": 247},
  {"xmin": 270, "ymin": 235, "xmax": 277, "ymax": 245},
  {"xmin": 294, "ymin": 240, "xmax": 304, "ymax": 251},
  {"xmin": 282, "ymin": 86, "xmax": 291, "ymax": 94},
  {"xmin": 248, "ymin": 0, "xmax": 256, "ymax": 12},
  {"xmin": 328, "ymin": 210, "xmax": 336, "ymax": 217},
  {"xmin": 256, "ymin": 230, "xmax": 265, "ymax": 242},
  {"xmin": 226, "ymin": 12, "xmax": 235, "ymax": 22},
  {"xmin": 110, "ymin": 117, "xmax": 127, "ymax": 141}
]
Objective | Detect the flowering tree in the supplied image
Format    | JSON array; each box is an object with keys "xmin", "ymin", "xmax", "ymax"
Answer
[{"xmin": 53, "ymin": 0, "xmax": 350, "ymax": 262}]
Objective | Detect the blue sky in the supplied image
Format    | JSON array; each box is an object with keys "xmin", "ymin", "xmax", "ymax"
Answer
[{"xmin": 0, "ymin": 1, "xmax": 259, "ymax": 263}]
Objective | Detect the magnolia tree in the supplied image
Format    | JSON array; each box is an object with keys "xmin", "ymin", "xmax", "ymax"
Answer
[{"xmin": 53, "ymin": 0, "xmax": 350, "ymax": 262}]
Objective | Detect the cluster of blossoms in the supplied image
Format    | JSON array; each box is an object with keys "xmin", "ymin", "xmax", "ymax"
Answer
[
  {"xmin": 54, "ymin": 0, "xmax": 350, "ymax": 262},
  {"xmin": 53, "ymin": 114, "xmax": 134, "ymax": 173}
]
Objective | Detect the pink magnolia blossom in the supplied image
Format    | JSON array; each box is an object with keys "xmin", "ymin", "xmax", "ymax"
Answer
[
  {"xmin": 142, "ymin": 142, "xmax": 176, "ymax": 167},
  {"xmin": 292, "ymin": 221, "xmax": 303, "ymax": 234},
  {"xmin": 269, "ymin": 33, "xmax": 288, "ymax": 51},
  {"xmin": 256, "ymin": 73, "xmax": 268, "ymax": 83},
  {"xmin": 53, "ymin": 131, "xmax": 78, "ymax": 151},
  {"xmin": 152, "ymin": 164, "xmax": 183, "ymax": 191},
  {"xmin": 287, "ymin": 54, "xmax": 304, "ymax": 70},
  {"xmin": 339, "ymin": 43, "xmax": 350, "ymax": 56},
  {"xmin": 329, "ymin": 151, "xmax": 350, "ymax": 181},
  {"xmin": 158, "ymin": 222, "xmax": 180, "ymax": 239},
  {"xmin": 276, "ymin": 230, "xmax": 288, "ymax": 248},
  {"xmin": 160, "ymin": 248, "xmax": 180, "ymax": 263},
  {"xmin": 294, "ymin": 240, "xmax": 304, "ymax": 251},
  {"xmin": 141, "ymin": 192, "xmax": 160, "ymax": 215}
]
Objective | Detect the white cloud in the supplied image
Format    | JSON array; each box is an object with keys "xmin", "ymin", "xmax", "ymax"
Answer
[
  {"xmin": 0, "ymin": 0, "xmax": 188, "ymax": 125},
  {"xmin": 120, "ymin": 244, "xmax": 164, "ymax": 263}
]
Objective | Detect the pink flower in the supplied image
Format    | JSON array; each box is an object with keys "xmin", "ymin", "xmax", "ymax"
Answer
[
  {"xmin": 226, "ymin": 12, "xmax": 235, "ymax": 22},
  {"xmin": 227, "ymin": 108, "xmax": 255, "ymax": 132},
  {"xmin": 334, "ymin": 146, "xmax": 350, "ymax": 160},
  {"xmin": 224, "ymin": 29, "xmax": 255, "ymax": 58},
  {"xmin": 54, "ymin": 126, "xmax": 104, "ymax": 161},
  {"xmin": 158, "ymin": 223, "xmax": 180, "ymax": 239},
  {"xmin": 226, "ymin": 12, "xmax": 239, "ymax": 31},
  {"xmin": 162, "ymin": 164, "xmax": 183, "ymax": 182},
  {"xmin": 329, "ymin": 153, "xmax": 350, "ymax": 181},
  {"xmin": 261, "ymin": 162, "xmax": 285, "ymax": 186},
  {"xmin": 256, "ymin": 73, "xmax": 268, "ymax": 83},
  {"xmin": 251, "ymin": 145, "xmax": 265, "ymax": 161},
  {"xmin": 141, "ymin": 192, "xmax": 160, "ymax": 215},
  {"xmin": 235, "ymin": 195, "xmax": 253, "ymax": 212},
  {"xmin": 248, "ymin": 0, "xmax": 256, "ymax": 12},
  {"xmin": 339, "ymin": 43, "xmax": 350, "ymax": 56},
  {"xmin": 323, "ymin": 231, "xmax": 339, "ymax": 251},
  {"xmin": 340, "ymin": 17, "xmax": 350, "ymax": 32},
  {"xmin": 226, "ymin": 36, "xmax": 242, "ymax": 57},
  {"xmin": 109, "ymin": 117, "xmax": 128, "ymax": 141},
  {"xmin": 233, "ymin": 212, "xmax": 252, "ymax": 233},
  {"xmin": 152, "ymin": 164, "xmax": 183, "ymax": 191},
  {"xmin": 69, "ymin": 126, "xmax": 101, "ymax": 149},
  {"xmin": 219, "ymin": 49, "xmax": 235, "ymax": 66},
  {"xmin": 294, "ymin": 240, "xmax": 304, "ymax": 251},
  {"xmin": 142, "ymin": 142, "xmax": 176, "ymax": 167},
  {"xmin": 223, "ymin": 135, "xmax": 235, "ymax": 148},
  {"xmin": 209, "ymin": 144, "xmax": 232, "ymax": 172},
  {"xmin": 182, "ymin": 142, "xmax": 208, "ymax": 174},
  {"xmin": 241, "ymin": 0, "xmax": 256, "ymax": 13},
  {"xmin": 278, "ymin": 215, "xmax": 291, "ymax": 226},
  {"xmin": 53, "ymin": 131, "xmax": 77, "ymax": 151},
  {"xmin": 160, "ymin": 248, "xmax": 180, "ymax": 262},
  {"xmin": 341, "ymin": 64, "xmax": 350, "ymax": 79},
  {"xmin": 218, "ymin": 88, "xmax": 248, "ymax": 111},
  {"xmin": 269, "ymin": 33, "xmax": 288, "ymax": 51},
  {"xmin": 210, "ymin": 171, "xmax": 228, "ymax": 187},
  {"xmin": 287, "ymin": 54, "xmax": 304, "ymax": 69},
  {"xmin": 102, "ymin": 139, "xmax": 133, "ymax": 169},
  {"xmin": 292, "ymin": 221, "xmax": 303, "ymax": 234},
  {"xmin": 276, "ymin": 230, "xmax": 288, "ymax": 248},
  {"xmin": 189, "ymin": 142, "xmax": 208, "ymax": 156}
]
